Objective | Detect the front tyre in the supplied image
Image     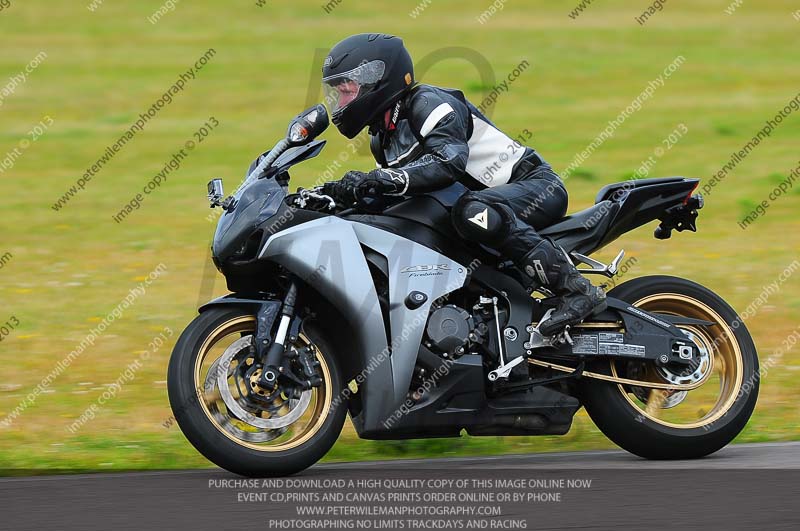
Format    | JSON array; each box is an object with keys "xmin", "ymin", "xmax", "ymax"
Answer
[
  {"xmin": 167, "ymin": 307, "xmax": 346, "ymax": 476},
  {"xmin": 581, "ymin": 275, "xmax": 759, "ymax": 459}
]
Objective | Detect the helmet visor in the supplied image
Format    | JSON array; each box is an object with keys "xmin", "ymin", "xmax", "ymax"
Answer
[{"xmin": 322, "ymin": 60, "xmax": 386, "ymax": 113}]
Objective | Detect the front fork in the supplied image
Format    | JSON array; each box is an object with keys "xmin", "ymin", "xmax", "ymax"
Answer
[
  {"xmin": 257, "ymin": 280, "xmax": 322, "ymax": 392},
  {"xmin": 259, "ymin": 281, "xmax": 297, "ymax": 386}
]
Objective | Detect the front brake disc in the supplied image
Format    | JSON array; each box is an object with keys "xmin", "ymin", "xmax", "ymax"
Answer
[{"xmin": 214, "ymin": 336, "xmax": 312, "ymax": 429}]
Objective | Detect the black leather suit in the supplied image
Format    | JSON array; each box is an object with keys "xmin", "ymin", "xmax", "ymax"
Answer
[{"xmin": 368, "ymin": 84, "xmax": 568, "ymax": 262}]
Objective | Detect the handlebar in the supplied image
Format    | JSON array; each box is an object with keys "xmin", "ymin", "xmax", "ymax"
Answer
[{"xmin": 290, "ymin": 184, "xmax": 400, "ymax": 216}]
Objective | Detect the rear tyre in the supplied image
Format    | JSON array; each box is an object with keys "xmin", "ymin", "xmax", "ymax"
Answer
[
  {"xmin": 581, "ymin": 275, "xmax": 758, "ymax": 459},
  {"xmin": 167, "ymin": 306, "xmax": 346, "ymax": 476}
]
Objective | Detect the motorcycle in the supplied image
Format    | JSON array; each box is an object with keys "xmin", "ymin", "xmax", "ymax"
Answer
[{"xmin": 167, "ymin": 104, "xmax": 759, "ymax": 476}]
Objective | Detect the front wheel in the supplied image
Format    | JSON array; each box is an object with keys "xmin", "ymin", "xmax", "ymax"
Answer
[
  {"xmin": 581, "ymin": 275, "xmax": 759, "ymax": 459},
  {"xmin": 167, "ymin": 306, "xmax": 346, "ymax": 476}
]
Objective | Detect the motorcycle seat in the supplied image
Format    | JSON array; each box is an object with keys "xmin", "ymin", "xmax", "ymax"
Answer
[{"xmin": 540, "ymin": 200, "xmax": 614, "ymax": 235}]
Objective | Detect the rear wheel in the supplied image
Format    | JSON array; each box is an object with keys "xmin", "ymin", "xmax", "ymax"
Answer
[
  {"xmin": 167, "ymin": 306, "xmax": 346, "ymax": 476},
  {"xmin": 581, "ymin": 275, "xmax": 759, "ymax": 459}
]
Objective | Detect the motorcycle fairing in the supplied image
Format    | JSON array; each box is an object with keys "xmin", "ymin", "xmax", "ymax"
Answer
[{"xmin": 259, "ymin": 216, "xmax": 468, "ymax": 434}]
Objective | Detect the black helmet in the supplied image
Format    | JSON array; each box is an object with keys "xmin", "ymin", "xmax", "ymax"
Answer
[{"xmin": 322, "ymin": 33, "xmax": 414, "ymax": 139}]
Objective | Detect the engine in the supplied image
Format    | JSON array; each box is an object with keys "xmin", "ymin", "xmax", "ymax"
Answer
[{"xmin": 424, "ymin": 305, "xmax": 475, "ymax": 358}]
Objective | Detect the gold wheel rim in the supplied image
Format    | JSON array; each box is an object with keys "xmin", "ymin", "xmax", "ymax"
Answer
[
  {"xmin": 611, "ymin": 293, "xmax": 743, "ymax": 429},
  {"xmin": 193, "ymin": 316, "xmax": 333, "ymax": 451}
]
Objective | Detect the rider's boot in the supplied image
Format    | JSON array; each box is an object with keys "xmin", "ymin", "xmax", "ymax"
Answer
[
  {"xmin": 450, "ymin": 196, "xmax": 606, "ymax": 338},
  {"xmin": 516, "ymin": 239, "xmax": 606, "ymax": 336}
]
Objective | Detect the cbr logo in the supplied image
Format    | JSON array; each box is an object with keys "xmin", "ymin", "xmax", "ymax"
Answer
[
  {"xmin": 323, "ymin": 56, "xmax": 333, "ymax": 67},
  {"xmin": 401, "ymin": 264, "xmax": 451, "ymax": 274}
]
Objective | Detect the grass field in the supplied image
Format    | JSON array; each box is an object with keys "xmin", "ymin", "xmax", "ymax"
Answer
[{"xmin": 1, "ymin": 0, "xmax": 799, "ymax": 471}]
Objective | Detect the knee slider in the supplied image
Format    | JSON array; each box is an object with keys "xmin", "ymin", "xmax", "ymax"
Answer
[{"xmin": 451, "ymin": 194, "xmax": 510, "ymax": 243}]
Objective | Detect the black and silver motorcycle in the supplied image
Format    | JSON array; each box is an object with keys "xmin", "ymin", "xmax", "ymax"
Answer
[{"xmin": 167, "ymin": 105, "xmax": 759, "ymax": 476}]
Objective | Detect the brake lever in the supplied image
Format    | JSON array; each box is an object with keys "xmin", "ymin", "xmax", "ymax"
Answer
[{"xmin": 297, "ymin": 188, "xmax": 336, "ymax": 211}]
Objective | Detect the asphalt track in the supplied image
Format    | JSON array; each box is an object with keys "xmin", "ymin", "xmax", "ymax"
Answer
[{"xmin": 2, "ymin": 442, "xmax": 799, "ymax": 530}]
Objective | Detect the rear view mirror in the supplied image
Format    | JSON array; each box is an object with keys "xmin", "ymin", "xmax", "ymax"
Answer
[{"xmin": 286, "ymin": 104, "xmax": 329, "ymax": 146}]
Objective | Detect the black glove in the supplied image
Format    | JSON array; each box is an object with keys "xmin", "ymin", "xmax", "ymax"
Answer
[
  {"xmin": 358, "ymin": 168, "xmax": 409, "ymax": 198},
  {"xmin": 321, "ymin": 171, "xmax": 360, "ymax": 205},
  {"xmin": 323, "ymin": 169, "xmax": 409, "ymax": 206}
]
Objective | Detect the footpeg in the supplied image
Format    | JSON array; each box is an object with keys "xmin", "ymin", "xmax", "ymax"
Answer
[
  {"xmin": 570, "ymin": 249, "xmax": 625, "ymax": 277},
  {"xmin": 488, "ymin": 310, "xmax": 563, "ymax": 382},
  {"xmin": 524, "ymin": 309, "xmax": 556, "ymax": 350}
]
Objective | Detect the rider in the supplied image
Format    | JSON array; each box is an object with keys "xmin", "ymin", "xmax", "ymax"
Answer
[{"xmin": 321, "ymin": 33, "xmax": 606, "ymax": 336}]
